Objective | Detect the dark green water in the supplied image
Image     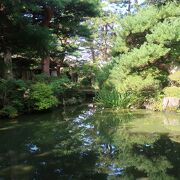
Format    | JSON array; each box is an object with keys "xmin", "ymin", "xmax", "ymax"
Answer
[{"xmin": 0, "ymin": 104, "xmax": 180, "ymax": 180}]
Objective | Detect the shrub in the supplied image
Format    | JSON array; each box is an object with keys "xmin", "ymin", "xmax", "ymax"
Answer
[
  {"xmin": 30, "ymin": 83, "xmax": 58, "ymax": 110},
  {"xmin": 96, "ymin": 88, "xmax": 136, "ymax": 108},
  {"xmin": 169, "ymin": 71, "xmax": 180, "ymax": 85},
  {"xmin": 33, "ymin": 74, "xmax": 73, "ymax": 95},
  {"xmin": 33, "ymin": 74, "xmax": 50, "ymax": 83},
  {"xmin": 49, "ymin": 76, "xmax": 72, "ymax": 95},
  {"xmin": 151, "ymin": 95, "xmax": 164, "ymax": 111},
  {"xmin": 163, "ymin": 86, "xmax": 180, "ymax": 98},
  {"xmin": 81, "ymin": 77, "xmax": 92, "ymax": 87},
  {"xmin": 95, "ymin": 62, "xmax": 114, "ymax": 88},
  {"xmin": 0, "ymin": 79, "xmax": 28, "ymax": 111},
  {"xmin": 0, "ymin": 105, "xmax": 18, "ymax": 118}
]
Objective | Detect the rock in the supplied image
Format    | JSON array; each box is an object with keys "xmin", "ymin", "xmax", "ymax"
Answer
[{"xmin": 162, "ymin": 97, "xmax": 180, "ymax": 111}]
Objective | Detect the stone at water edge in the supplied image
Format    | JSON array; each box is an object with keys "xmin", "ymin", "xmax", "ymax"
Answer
[{"xmin": 162, "ymin": 97, "xmax": 180, "ymax": 111}]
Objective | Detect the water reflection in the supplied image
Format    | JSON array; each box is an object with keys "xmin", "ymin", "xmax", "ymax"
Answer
[{"xmin": 0, "ymin": 106, "xmax": 179, "ymax": 179}]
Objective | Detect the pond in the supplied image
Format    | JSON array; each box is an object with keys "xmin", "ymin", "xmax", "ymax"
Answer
[{"xmin": 0, "ymin": 104, "xmax": 180, "ymax": 180}]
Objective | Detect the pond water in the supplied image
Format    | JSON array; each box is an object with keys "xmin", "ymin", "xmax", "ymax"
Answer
[{"xmin": 0, "ymin": 104, "xmax": 180, "ymax": 180}]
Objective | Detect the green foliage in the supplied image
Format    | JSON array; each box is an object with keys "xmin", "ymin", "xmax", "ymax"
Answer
[
  {"xmin": 110, "ymin": 43, "xmax": 169, "ymax": 86},
  {"xmin": 99, "ymin": 2, "xmax": 180, "ymax": 108},
  {"xmin": 81, "ymin": 77, "xmax": 92, "ymax": 87},
  {"xmin": 0, "ymin": 72, "xmax": 87, "ymax": 117},
  {"xmin": 49, "ymin": 76, "xmax": 72, "ymax": 94},
  {"xmin": 33, "ymin": 74, "xmax": 72, "ymax": 94},
  {"xmin": 147, "ymin": 18, "xmax": 180, "ymax": 45},
  {"xmin": 163, "ymin": 86, "xmax": 180, "ymax": 97},
  {"xmin": 30, "ymin": 83, "xmax": 58, "ymax": 110},
  {"xmin": 0, "ymin": 0, "xmax": 101, "ymax": 116},
  {"xmin": 0, "ymin": 75, "xmax": 78, "ymax": 117},
  {"xmin": 77, "ymin": 63, "xmax": 98, "ymax": 88},
  {"xmin": 22, "ymin": 25, "xmax": 56, "ymax": 54},
  {"xmin": 120, "ymin": 6, "xmax": 158, "ymax": 34},
  {"xmin": 113, "ymin": 2, "xmax": 180, "ymax": 54},
  {"xmin": 0, "ymin": 0, "xmax": 100, "ymax": 76},
  {"xmin": 50, "ymin": 0, "xmax": 100, "ymax": 56},
  {"xmin": 152, "ymin": 100, "xmax": 163, "ymax": 111},
  {"xmin": 0, "ymin": 79, "xmax": 28, "ymax": 111},
  {"xmin": 0, "ymin": 79, "xmax": 29, "ymax": 117},
  {"xmin": 33, "ymin": 74, "xmax": 52, "ymax": 83},
  {"xmin": 151, "ymin": 93, "xmax": 164, "ymax": 111},
  {"xmin": 168, "ymin": 71, "xmax": 180, "ymax": 84},
  {"xmin": 0, "ymin": 105, "xmax": 18, "ymax": 118},
  {"xmin": 95, "ymin": 62, "xmax": 114, "ymax": 88},
  {"xmin": 96, "ymin": 88, "xmax": 136, "ymax": 108}
]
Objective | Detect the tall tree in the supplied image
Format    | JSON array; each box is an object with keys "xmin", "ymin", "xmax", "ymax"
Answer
[
  {"xmin": 101, "ymin": 1, "xmax": 180, "ymax": 106},
  {"xmin": 0, "ymin": 0, "xmax": 100, "ymax": 78},
  {"xmin": 0, "ymin": 0, "xmax": 54, "ymax": 78}
]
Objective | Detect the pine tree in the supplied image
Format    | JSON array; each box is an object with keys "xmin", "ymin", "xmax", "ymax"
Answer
[
  {"xmin": 105, "ymin": 1, "xmax": 180, "ymax": 106},
  {"xmin": 0, "ymin": 0, "xmax": 100, "ymax": 78}
]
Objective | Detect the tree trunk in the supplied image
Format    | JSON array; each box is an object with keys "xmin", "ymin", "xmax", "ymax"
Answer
[
  {"xmin": 90, "ymin": 46, "xmax": 96, "ymax": 63},
  {"xmin": 127, "ymin": 0, "xmax": 131, "ymax": 13},
  {"xmin": 42, "ymin": 55, "xmax": 50, "ymax": 76},
  {"xmin": 57, "ymin": 63, "xmax": 61, "ymax": 76},
  {"xmin": 3, "ymin": 49, "xmax": 13, "ymax": 79},
  {"xmin": 41, "ymin": 6, "xmax": 53, "ymax": 75}
]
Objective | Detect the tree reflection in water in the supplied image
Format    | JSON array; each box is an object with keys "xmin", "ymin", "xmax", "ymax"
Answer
[{"xmin": 0, "ymin": 106, "xmax": 179, "ymax": 179}]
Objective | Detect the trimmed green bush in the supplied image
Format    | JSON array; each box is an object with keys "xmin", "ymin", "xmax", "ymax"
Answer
[
  {"xmin": 30, "ymin": 83, "xmax": 58, "ymax": 110},
  {"xmin": 169, "ymin": 71, "xmax": 180, "ymax": 85},
  {"xmin": 163, "ymin": 86, "xmax": 180, "ymax": 98}
]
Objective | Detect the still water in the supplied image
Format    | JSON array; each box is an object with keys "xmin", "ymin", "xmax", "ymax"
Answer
[{"xmin": 0, "ymin": 104, "xmax": 180, "ymax": 180}]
